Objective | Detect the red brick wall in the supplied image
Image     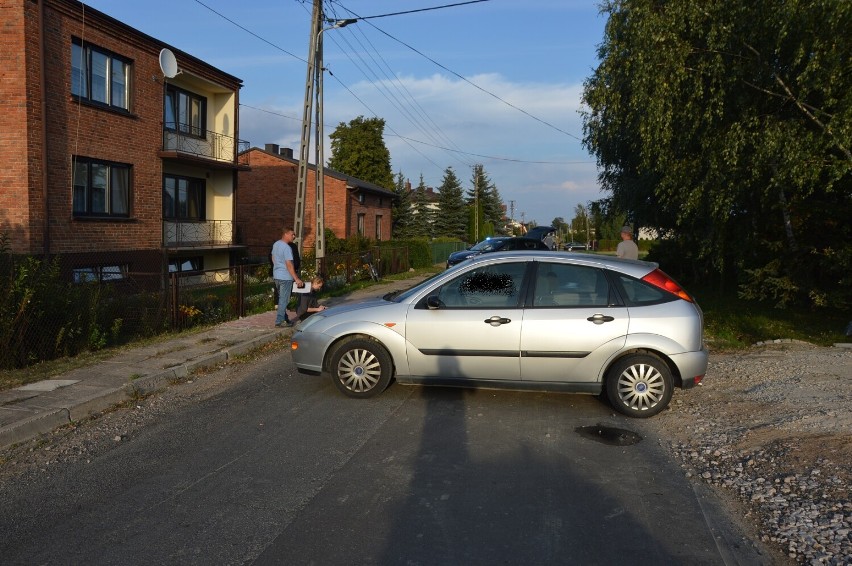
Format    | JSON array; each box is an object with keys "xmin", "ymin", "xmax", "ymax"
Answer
[
  {"xmin": 41, "ymin": 1, "xmax": 166, "ymax": 255},
  {"xmin": 237, "ymin": 148, "xmax": 394, "ymax": 259},
  {"xmin": 0, "ymin": 0, "xmax": 38, "ymax": 253},
  {"xmin": 1, "ymin": 0, "xmax": 242, "ymax": 259}
]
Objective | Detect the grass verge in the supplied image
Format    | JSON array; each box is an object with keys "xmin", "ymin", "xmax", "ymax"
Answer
[{"xmin": 694, "ymin": 286, "xmax": 849, "ymax": 350}]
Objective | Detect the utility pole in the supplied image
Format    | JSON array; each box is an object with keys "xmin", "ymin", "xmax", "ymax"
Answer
[
  {"xmin": 293, "ymin": 0, "xmax": 321, "ymax": 255},
  {"xmin": 314, "ymin": 18, "xmax": 326, "ymax": 273}
]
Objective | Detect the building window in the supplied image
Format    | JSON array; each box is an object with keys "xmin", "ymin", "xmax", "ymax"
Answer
[
  {"xmin": 163, "ymin": 175, "xmax": 206, "ymax": 220},
  {"xmin": 71, "ymin": 39, "xmax": 131, "ymax": 111},
  {"xmin": 165, "ymin": 85, "xmax": 207, "ymax": 137},
  {"xmin": 357, "ymin": 213, "xmax": 365, "ymax": 237},
  {"xmin": 358, "ymin": 193, "xmax": 366, "ymax": 204},
  {"xmin": 169, "ymin": 257, "xmax": 203, "ymax": 273},
  {"xmin": 72, "ymin": 264, "xmax": 128, "ymax": 283},
  {"xmin": 72, "ymin": 157, "xmax": 131, "ymax": 217},
  {"xmin": 375, "ymin": 215, "xmax": 383, "ymax": 240}
]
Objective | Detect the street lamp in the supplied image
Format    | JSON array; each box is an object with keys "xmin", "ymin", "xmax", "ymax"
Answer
[
  {"xmin": 292, "ymin": 1, "xmax": 357, "ymax": 274},
  {"xmin": 315, "ymin": 17, "xmax": 356, "ymax": 273}
]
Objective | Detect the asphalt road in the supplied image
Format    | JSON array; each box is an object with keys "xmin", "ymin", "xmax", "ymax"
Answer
[{"xmin": 0, "ymin": 349, "xmax": 764, "ymax": 565}]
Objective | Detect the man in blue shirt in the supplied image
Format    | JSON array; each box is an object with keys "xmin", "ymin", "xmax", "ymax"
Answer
[{"xmin": 271, "ymin": 227, "xmax": 304, "ymax": 327}]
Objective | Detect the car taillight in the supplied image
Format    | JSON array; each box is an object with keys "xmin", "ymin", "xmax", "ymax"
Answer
[{"xmin": 641, "ymin": 269, "xmax": 694, "ymax": 302}]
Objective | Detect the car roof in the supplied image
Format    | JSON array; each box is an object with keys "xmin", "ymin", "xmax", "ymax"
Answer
[{"xmin": 461, "ymin": 250, "xmax": 657, "ymax": 277}]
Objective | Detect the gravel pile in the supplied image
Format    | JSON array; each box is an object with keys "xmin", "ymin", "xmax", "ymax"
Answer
[{"xmin": 646, "ymin": 342, "xmax": 852, "ymax": 565}]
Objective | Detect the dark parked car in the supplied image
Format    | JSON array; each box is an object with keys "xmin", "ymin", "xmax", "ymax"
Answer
[
  {"xmin": 562, "ymin": 241, "xmax": 587, "ymax": 251},
  {"xmin": 446, "ymin": 237, "xmax": 549, "ymax": 268},
  {"xmin": 524, "ymin": 225, "xmax": 556, "ymax": 242}
]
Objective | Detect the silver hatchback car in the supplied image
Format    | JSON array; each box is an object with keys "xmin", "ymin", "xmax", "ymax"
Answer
[{"xmin": 291, "ymin": 251, "xmax": 708, "ymax": 417}]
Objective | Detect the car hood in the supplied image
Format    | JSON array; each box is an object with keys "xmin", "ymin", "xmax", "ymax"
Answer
[{"xmin": 323, "ymin": 296, "xmax": 390, "ymax": 316}]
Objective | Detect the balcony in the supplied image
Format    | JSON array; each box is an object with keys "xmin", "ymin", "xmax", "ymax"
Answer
[
  {"xmin": 164, "ymin": 220, "xmax": 245, "ymax": 250},
  {"xmin": 162, "ymin": 125, "xmax": 250, "ymax": 168}
]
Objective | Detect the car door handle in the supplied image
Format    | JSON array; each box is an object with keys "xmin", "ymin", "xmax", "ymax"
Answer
[
  {"xmin": 484, "ymin": 316, "xmax": 512, "ymax": 326},
  {"xmin": 587, "ymin": 314, "xmax": 615, "ymax": 324}
]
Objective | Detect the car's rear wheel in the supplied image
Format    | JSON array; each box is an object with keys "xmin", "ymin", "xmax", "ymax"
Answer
[
  {"xmin": 329, "ymin": 338, "xmax": 393, "ymax": 398},
  {"xmin": 605, "ymin": 354, "xmax": 673, "ymax": 418}
]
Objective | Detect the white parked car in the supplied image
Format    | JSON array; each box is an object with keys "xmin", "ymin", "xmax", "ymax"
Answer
[{"xmin": 291, "ymin": 251, "xmax": 707, "ymax": 417}]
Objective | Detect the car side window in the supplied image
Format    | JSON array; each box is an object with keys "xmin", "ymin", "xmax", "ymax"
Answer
[
  {"xmin": 532, "ymin": 264, "xmax": 610, "ymax": 307},
  {"xmin": 437, "ymin": 262, "xmax": 527, "ymax": 308}
]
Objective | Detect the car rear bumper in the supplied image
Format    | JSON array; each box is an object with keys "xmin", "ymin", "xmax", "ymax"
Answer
[{"xmin": 669, "ymin": 348, "xmax": 709, "ymax": 389}]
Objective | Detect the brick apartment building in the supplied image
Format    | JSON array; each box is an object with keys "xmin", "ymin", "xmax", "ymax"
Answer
[
  {"xmin": 0, "ymin": 0, "xmax": 248, "ymax": 287},
  {"xmin": 237, "ymin": 144, "xmax": 395, "ymax": 260}
]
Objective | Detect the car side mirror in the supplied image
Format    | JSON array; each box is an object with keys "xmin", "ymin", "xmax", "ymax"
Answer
[{"xmin": 426, "ymin": 295, "xmax": 444, "ymax": 309}]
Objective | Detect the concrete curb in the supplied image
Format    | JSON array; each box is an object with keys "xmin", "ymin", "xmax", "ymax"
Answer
[
  {"xmin": 0, "ymin": 408, "xmax": 71, "ymax": 450},
  {"xmin": 0, "ymin": 331, "xmax": 284, "ymax": 450}
]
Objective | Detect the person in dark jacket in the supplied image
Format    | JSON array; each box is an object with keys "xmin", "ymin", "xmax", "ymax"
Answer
[{"xmin": 296, "ymin": 276, "xmax": 327, "ymax": 321}]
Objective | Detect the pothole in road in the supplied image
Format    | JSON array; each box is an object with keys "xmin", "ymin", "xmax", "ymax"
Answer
[{"xmin": 575, "ymin": 424, "xmax": 643, "ymax": 446}]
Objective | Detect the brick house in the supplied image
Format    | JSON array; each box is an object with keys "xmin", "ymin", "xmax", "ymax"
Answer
[
  {"xmin": 0, "ymin": 0, "xmax": 248, "ymax": 287},
  {"xmin": 237, "ymin": 144, "xmax": 396, "ymax": 260}
]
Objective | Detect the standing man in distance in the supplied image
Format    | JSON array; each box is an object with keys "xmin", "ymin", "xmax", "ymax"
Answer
[
  {"xmin": 271, "ymin": 227, "xmax": 304, "ymax": 327},
  {"xmin": 616, "ymin": 225, "xmax": 639, "ymax": 260}
]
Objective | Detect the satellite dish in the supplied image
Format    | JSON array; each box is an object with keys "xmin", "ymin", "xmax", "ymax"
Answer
[{"xmin": 159, "ymin": 48, "xmax": 178, "ymax": 78}]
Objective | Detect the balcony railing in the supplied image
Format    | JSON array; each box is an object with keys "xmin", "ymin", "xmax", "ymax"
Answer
[
  {"xmin": 164, "ymin": 220, "xmax": 236, "ymax": 248},
  {"xmin": 163, "ymin": 124, "xmax": 250, "ymax": 166}
]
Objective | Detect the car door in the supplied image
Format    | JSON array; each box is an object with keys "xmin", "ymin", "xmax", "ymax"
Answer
[
  {"xmin": 520, "ymin": 262, "xmax": 628, "ymax": 383},
  {"xmin": 405, "ymin": 261, "xmax": 528, "ymax": 381}
]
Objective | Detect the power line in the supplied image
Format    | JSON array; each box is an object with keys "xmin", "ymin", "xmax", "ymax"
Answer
[
  {"xmin": 341, "ymin": 0, "xmax": 491, "ymax": 21},
  {"xmin": 198, "ymin": 0, "xmax": 586, "ymax": 169},
  {"xmin": 193, "ymin": 0, "xmax": 305, "ymax": 63},
  {"xmin": 239, "ymin": 102, "xmax": 591, "ymax": 166},
  {"xmin": 333, "ymin": 1, "xmax": 583, "ymax": 142}
]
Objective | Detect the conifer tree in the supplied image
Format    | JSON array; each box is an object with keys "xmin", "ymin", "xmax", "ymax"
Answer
[
  {"xmin": 433, "ymin": 167, "xmax": 467, "ymax": 240},
  {"xmin": 411, "ymin": 175, "xmax": 434, "ymax": 238},
  {"xmin": 391, "ymin": 171, "xmax": 414, "ymax": 238}
]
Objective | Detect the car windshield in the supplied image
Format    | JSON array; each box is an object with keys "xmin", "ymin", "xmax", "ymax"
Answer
[
  {"xmin": 386, "ymin": 271, "xmax": 447, "ymax": 303},
  {"xmin": 469, "ymin": 239, "xmax": 502, "ymax": 252}
]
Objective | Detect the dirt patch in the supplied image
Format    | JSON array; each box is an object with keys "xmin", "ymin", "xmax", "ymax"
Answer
[{"xmin": 645, "ymin": 342, "xmax": 852, "ymax": 564}]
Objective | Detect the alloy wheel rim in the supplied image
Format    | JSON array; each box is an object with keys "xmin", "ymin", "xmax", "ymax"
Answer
[
  {"xmin": 337, "ymin": 349, "xmax": 381, "ymax": 392},
  {"xmin": 617, "ymin": 363, "xmax": 665, "ymax": 411}
]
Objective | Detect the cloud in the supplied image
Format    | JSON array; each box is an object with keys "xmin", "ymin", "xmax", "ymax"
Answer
[{"xmin": 240, "ymin": 71, "xmax": 601, "ymax": 225}]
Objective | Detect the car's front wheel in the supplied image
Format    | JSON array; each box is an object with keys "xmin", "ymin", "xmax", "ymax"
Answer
[
  {"xmin": 329, "ymin": 338, "xmax": 393, "ymax": 398},
  {"xmin": 605, "ymin": 354, "xmax": 673, "ymax": 418}
]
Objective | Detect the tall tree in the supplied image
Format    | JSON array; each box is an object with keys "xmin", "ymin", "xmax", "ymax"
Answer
[
  {"xmin": 410, "ymin": 175, "xmax": 434, "ymax": 238},
  {"xmin": 391, "ymin": 171, "xmax": 414, "ymax": 239},
  {"xmin": 582, "ymin": 0, "xmax": 852, "ymax": 307},
  {"xmin": 433, "ymin": 167, "xmax": 467, "ymax": 240},
  {"xmin": 466, "ymin": 165, "xmax": 505, "ymax": 237},
  {"xmin": 327, "ymin": 116, "xmax": 394, "ymax": 190}
]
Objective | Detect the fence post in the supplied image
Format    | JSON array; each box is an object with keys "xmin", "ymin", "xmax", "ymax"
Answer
[
  {"xmin": 169, "ymin": 272, "xmax": 180, "ymax": 329},
  {"xmin": 237, "ymin": 264, "xmax": 246, "ymax": 318}
]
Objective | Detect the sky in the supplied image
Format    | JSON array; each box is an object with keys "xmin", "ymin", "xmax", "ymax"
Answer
[{"xmin": 84, "ymin": 0, "xmax": 608, "ymax": 227}]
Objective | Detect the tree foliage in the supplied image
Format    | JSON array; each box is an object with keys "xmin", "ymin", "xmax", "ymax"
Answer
[
  {"xmin": 327, "ymin": 116, "xmax": 394, "ymax": 190},
  {"xmin": 582, "ymin": 0, "xmax": 852, "ymax": 308},
  {"xmin": 410, "ymin": 174, "xmax": 434, "ymax": 238},
  {"xmin": 433, "ymin": 167, "xmax": 468, "ymax": 240},
  {"xmin": 466, "ymin": 164, "xmax": 506, "ymax": 237},
  {"xmin": 391, "ymin": 171, "xmax": 415, "ymax": 238}
]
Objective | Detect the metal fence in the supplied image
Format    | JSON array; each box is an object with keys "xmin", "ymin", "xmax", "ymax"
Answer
[
  {"xmin": 0, "ymin": 246, "xmax": 414, "ymax": 370},
  {"xmin": 428, "ymin": 241, "xmax": 468, "ymax": 265}
]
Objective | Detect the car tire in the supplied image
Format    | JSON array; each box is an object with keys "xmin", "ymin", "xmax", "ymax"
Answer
[
  {"xmin": 329, "ymin": 338, "xmax": 393, "ymax": 398},
  {"xmin": 605, "ymin": 353, "xmax": 673, "ymax": 418}
]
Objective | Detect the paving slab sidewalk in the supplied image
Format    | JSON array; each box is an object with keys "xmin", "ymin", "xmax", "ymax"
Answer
[{"xmin": 0, "ymin": 274, "xmax": 431, "ymax": 450}]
